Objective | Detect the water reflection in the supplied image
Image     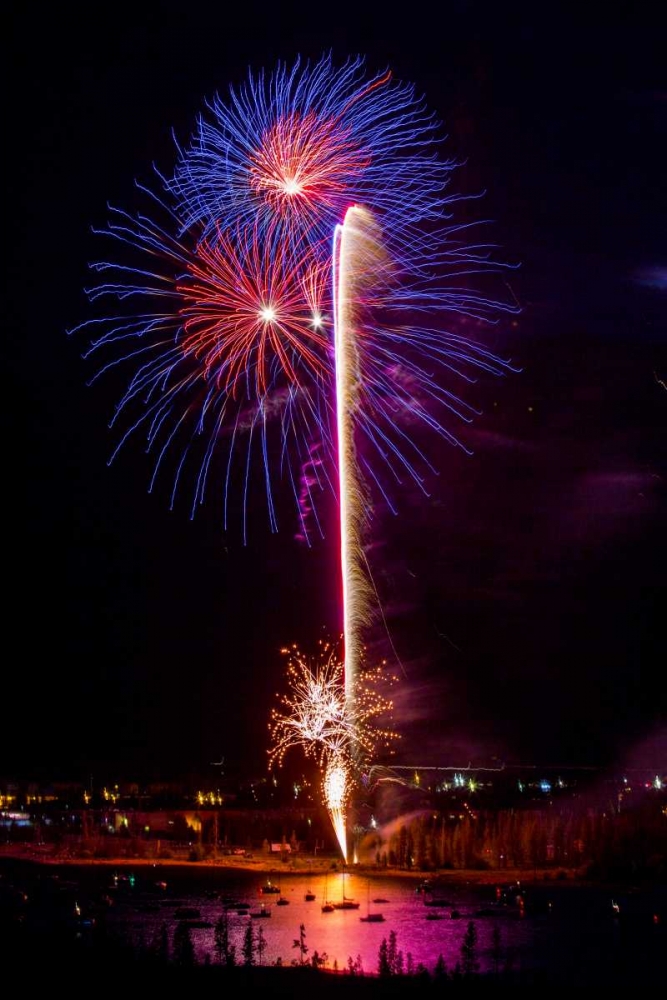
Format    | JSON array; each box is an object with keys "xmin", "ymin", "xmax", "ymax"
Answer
[
  {"xmin": 3, "ymin": 861, "xmax": 664, "ymax": 982},
  {"xmin": 95, "ymin": 867, "xmax": 664, "ymax": 977}
]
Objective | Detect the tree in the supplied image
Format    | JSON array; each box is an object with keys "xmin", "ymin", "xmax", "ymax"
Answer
[
  {"xmin": 214, "ymin": 911, "xmax": 236, "ymax": 966},
  {"xmin": 257, "ymin": 924, "xmax": 266, "ymax": 966},
  {"xmin": 242, "ymin": 921, "xmax": 255, "ymax": 966},
  {"xmin": 460, "ymin": 920, "xmax": 479, "ymax": 977},
  {"xmin": 492, "ymin": 924, "xmax": 502, "ymax": 976},
  {"xmin": 292, "ymin": 923, "xmax": 308, "ymax": 965},
  {"xmin": 387, "ymin": 930, "xmax": 398, "ymax": 973},
  {"xmin": 345, "ymin": 954, "xmax": 363, "ymax": 975},
  {"xmin": 173, "ymin": 922, "xmax": 196, "ymax": 966},
  {"xmin": 378, "ymin": 937, "xmax": 391, "ymax": 977},
  {"xmin": 434, "ymin": 954, "xmax": 448, "ymax": 979},
  {"xmin": 151, "ymin": 922, "xmax": 169, "ymax": 964}
]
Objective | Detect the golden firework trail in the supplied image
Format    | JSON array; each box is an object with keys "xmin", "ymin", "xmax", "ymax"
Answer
[
  {"xmin": 268, "ymin": 210, "xmax": 397, "ymax": 862},
  {"xmin": 332, "ymin": 206, "xmax": 389, "ymax": 857}
]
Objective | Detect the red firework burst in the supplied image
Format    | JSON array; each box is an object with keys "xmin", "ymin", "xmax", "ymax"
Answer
[
  {"xmin": 249, "ymin": 111, "xmax": 369, "ymax": 226},
  {"xmin": 178, "ymin": 228, "xmax": 330, "ymax": 396}
]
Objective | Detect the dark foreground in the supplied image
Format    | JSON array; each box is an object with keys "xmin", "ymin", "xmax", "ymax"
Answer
[{"xmin": 4, "ymin": 916, "xmax": 664, "ymax": 994}]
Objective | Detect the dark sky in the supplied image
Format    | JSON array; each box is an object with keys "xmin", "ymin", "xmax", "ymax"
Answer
[{"xmin": 5, "ymin": 3, "xmax": 665, "ymax": 784}]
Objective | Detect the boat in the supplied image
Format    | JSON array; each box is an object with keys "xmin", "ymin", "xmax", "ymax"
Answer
[
  {"xmin": 260, "ymin": 880, "xmax": 281, "ymax": 894},
  {"xmin": 174, "ymin": 907, "xmax": 201, "ymax": 919},
  {"xmin": 360, "ymin": 880, "xmax": 384, "ymax": 922},
  {"xmin": 321, "ymin": 873, "xmax": 335, "ymax": 912},
  {"xmin": 250, "ymin": 905, "xmax": 271, "ymax": 918},
  {"xmin": 373, "ymin": 898, "xmax": 389, "ymax": 904},
  {"xmin": 332, "ymin": 868, "xmax": 360, "ymax": 909},
  {"xmin": 424, "ymin": 898, "xmax": 451, "ymax": 907},
  {"xmin": 304, "ymin": 890, "xmax": 316, "ymax": 901},
  {"xmin": 426, "ymin": 912, "xmax": 443, "ymax": 921},
  {"xmin": 276, "ymin": 896, "xmax": 290, "ymax": 906}
]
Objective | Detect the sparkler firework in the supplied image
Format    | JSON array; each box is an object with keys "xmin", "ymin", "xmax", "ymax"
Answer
[
  {"xmin": 268, "ymin": 640, "xmax": 399, "ymax": 858},
  {"xmin": 75, "ymin": 55, "xmax": 517, "ymax": 855},
  {"xmin": 268, "ymin": 642, "xmax": 398, "ymax": 770}
]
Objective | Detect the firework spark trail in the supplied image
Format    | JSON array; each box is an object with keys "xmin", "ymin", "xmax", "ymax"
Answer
[
  {"xmin": 332, "ymin": 206, "xmax": 402, "ymax": 849},
  {"xmin": 324, "ymin": 755, "xmax": 349, "ymax": 860},
  {"xmin": 334, "ymin": 209, "xmax": 372, "ymax": 710}
]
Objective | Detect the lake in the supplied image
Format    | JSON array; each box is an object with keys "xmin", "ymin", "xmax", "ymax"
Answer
[{"xmin": 2, "ymin": 861, "xmax": 665, "ymax": 984}]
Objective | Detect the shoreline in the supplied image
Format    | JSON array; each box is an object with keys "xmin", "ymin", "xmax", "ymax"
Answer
[{"xmin": 0, "ymin": 845, "xmax": 585, "ymax": 885}]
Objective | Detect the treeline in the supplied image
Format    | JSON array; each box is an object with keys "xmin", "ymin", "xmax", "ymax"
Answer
[
  {"xmin": 372, "ymin": 799, "xmax": 665, "ymax": 879},
  {"xmin": 0, "ymin": 909, "xmax": 573, "ymax": 991},
  {"xmin": 3, "ymin": 909, "xmax": 661, "ymax": 992}
]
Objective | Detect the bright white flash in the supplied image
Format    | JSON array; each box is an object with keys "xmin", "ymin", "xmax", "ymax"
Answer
[{"xmin": 259, "ymin": 306, "xmax": 276, "ymax": 322}]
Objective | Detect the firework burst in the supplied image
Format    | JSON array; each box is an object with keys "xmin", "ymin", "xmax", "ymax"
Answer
[
  {"xmin": 268, "ymin": 640, "xmax": 398, "ymax": 772},
  {"xmin": 75, "ymin": 56, "xmax": 517, "ymax": 538},
  {"xmin": 268, "ymin": 640, "xmax": 398, "ymax": 859},
  {"xmin": 168, "ymin": 56, "xmax": 451, "ymax": 259}
]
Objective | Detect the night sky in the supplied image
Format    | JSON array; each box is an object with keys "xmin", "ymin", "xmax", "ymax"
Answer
[{"xmin": 6, "ymin": 3, "xmax": 665, "ymax": 783}]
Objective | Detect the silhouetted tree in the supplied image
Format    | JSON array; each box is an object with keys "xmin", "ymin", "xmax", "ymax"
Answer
[
  {"xmin": 214, "ymin": 911, "xmax": 236, "ymax": 966},
  {"xmin": 460, "ymin": 921, "xmax": 479, "ymax": 977},
  {"xmin": 387, "ymin": 930, "xmax": 398, "ymax": 973},
  {"xmin": 173, "ymin": 922, "xmax": 196, "ymax": 967},
  {"xmin": 151, "ymin": 922, "xmax": 169, "ymax": 963},
  {"xmin": 434, "ymin": 954, "xmax": 448, "ymax": 979},
  {"xmin": 257, "ymin": 924, "xmax": 266, "ymax": 966},
  {"xmin": 378, "ymin": 938, "xmax": 391, "ymax": 977},
  {"xmin": 242, "ymin": 921, "xmax": 255, "ymax": 966},
  {"xmin": 292, "ymin": 923, "xmax": 308, "ymax": 965},
  {"xmin": 492, "ymin": 924, "xmax": 502, "ymax": 976}
]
